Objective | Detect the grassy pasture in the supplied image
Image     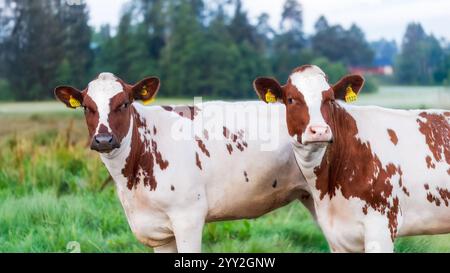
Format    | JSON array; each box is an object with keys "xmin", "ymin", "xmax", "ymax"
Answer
[{"xmin": 0, "ymin": 87, "xmax": 449, "ymax": 252}]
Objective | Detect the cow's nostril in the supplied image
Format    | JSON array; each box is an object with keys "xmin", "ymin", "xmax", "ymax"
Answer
[
  {"xmin": 108, "ymin": 137, "xmax": 113, "ymax": 143},
  {"xmin": 95, "ymin": 137, "xmax": 100, "ymax": 144}
]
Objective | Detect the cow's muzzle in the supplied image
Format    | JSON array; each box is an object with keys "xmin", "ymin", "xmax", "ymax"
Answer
[
  {"xmin": 90, "ymin": 133, "xmax": 120, "ymax": 153},
  {"xmin": 301, "ymin": 124, "xmax": 333, "ymax": 145}
]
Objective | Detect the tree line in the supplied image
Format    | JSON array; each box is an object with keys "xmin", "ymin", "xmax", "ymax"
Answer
[{"xmin": 0, "ymin": 0, "xmax": 449, "ymax": 101}]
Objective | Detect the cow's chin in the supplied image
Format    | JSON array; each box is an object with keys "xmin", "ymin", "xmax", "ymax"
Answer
[
  {"xmin": 91, "ymin": 144, "xmax": 121, "ymax": 154},
  {"xmin": 293, "ymin": 134, "xmax": 332, "ymax": 147}
]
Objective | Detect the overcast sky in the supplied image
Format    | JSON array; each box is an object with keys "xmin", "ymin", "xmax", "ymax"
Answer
[{"xmin": 85, "ymin": 0, "xmax": 450, "ymax": 43}]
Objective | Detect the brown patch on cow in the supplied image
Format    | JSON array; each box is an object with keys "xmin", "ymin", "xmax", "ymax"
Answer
[
  {"xmin": 362, "ymin": 206, "xmax": 368, "ymax": 215},
  {"xmin": 223, "ymin": 128, "xmax": 248, "ymax": 154},
  {"xmin": 425, "ymin": 156, "xmax": 436, "ymax": 169},
  {"xmin": 272, "ymin": 180, "xmax": 278, "ymax": 188},
  {"xmin": 152, "ymin": 140, "xmax": 169, "ymax": 170},
  {"xmin": 244, "ymin": 171, "xmax": 249, "ymax": 182},
  {"xmin": 283, "ymin": 78, "xmax": 310, "ymax": 140},
  {"xmin": 447, "ymin": 169, "xmax": 450, "ymax": 175},
  {"xmin": 315, "ymin": 103, "xmax": 402, "ymax": 240},
  {"xmin": 122, "ymin": 108, "xmax": 169, "ymax": 191},
  {"xmin": 387, "ymin": 129, "xmax": 398, "ymax": 145},
  {"xmin": 236, "ymin": 143, "xmax": 244, "ymax": 151},
  {"xmin": 387, "ymin": 197, "xmax": 400, "ymax": 240},
  {"xmin": 108, "ymin": 92, "xmax": 132, "ymax": 142},
  {"xmin": 398, "ymin": 177, "xmax": 410, "ymax": 196},
  {"xmin": 438, "ymin": 188, "xmax": 450, "ymax": 206},
  {"xmin": 153, "ymin": 126, "xmax": 157, "ymax": 135},
  {"xmin": 82, "ymin": 94, "xmax": 100, "ymax": 138},
  {"xmin": 292, "ymin": 65, "xmax": 313, "ymax": 73},
  {"xmin": 424, "ymin": 185, "xmax": 450, "ymax": 207},
  {"xmin": 195, "ymin": 152, "xmax": 202, "ymax": 170},
  {"xmin": 98, "ymin": 124, "xmax": 109, "ymax": 134},
  {"xmin": 426, "ymin": 191, "xmax": 441, "ymax": 206},
  {"xmin": 402, "ymin": 187, "xmax": 410, "ymax": 197},
  {"xmin": 162, "ymin": 105, "xmax": 200, "ymax": 120},
  {"xmin": 195, "ymin": 137, "xmax": 210, "ymax": 157},
  {"xmin": 417, "ymin": 112, "xmax": 450, "ymax": 165},
  {"xmin": 171, "ymin": 185, "xmax": 175, "ymax": 191},
  {"xmin": 226, "ymin": 144, "xmax": 233, "ymax": 154},
  {"xmin": 223, "ymin": 127, "xmax": 230, "ymax": 138}
]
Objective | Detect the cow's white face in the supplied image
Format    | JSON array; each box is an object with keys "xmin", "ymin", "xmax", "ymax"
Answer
[
  {"xmin": 55, "ymin": 72, "xmax": 160, "ymax": 154},
  {"xmin": 288, "ymin": 66, "xmax": 333, "ymax": 144},
  {"xmin": 253, "ymin": 64, "xmax": 365, "ymax": 145}
]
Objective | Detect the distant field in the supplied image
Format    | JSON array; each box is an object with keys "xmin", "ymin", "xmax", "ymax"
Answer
[
  {"xmin": 1, "ymin": 86, "xmax": 448, "ymax": 115},
  {"xmin": 0, "ymin": 87, "xmax": 450, "ymax": 253},
  {"xmin": 356, "ymin": 86, "xmax": 450, "ymax": 109}
]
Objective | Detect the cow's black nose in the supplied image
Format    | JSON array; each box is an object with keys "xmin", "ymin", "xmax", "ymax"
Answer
[
  {"xmin": 95, "ymin": 134, "xmax": 113, "ymax": 144},
  {"xmin": 90, "ymin": 133, "xmax": 120, "ymax": 153}
]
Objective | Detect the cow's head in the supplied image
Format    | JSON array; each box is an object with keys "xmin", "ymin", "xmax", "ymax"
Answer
[
  {"xmin": 55, "ymin": 72, "xmax": 160, "ymax": 153},
  {"xmin": 253, "ymin": 65, "xmax": 364, "ymax": 145}
]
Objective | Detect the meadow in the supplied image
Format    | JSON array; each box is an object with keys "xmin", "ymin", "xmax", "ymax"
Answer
[{"xmin": 0, "ymin": 86, "xmax": 449, "ymax": 253}]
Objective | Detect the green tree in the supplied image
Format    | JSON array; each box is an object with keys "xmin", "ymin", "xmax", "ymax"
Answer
[
  {"xmin": 0, "ymin": 0, "xmax": 92, "ymax": 100},
  {"xmin": 56, "ymin": 2, "xmax": 93, "ymax": 88},
  {"xmin": 311, "ymin": 16, "xmax": 374, "ymax": 67},
  {"xmin": 159, "ymin": 0, "xmax": 206, "ymax": 97},
  {"xmin": 271, "ymin": 0, "xmax": 307, "ymax": 80},
  {"xmin": 0, "ymin": 0, "xmax": 65, "ymax": 100},
  {"xmin": 395, "ymin": 23, "xmax": 446, "ymax": 85}
]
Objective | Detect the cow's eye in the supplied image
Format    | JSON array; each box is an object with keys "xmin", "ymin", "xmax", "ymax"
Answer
[
  {"xmin": 83, "ymin": 106, "xmax": 96, "ymax": 114},
  {"xmin": 115, "ymin": 102, "xmax": 129, "ymax": 112},
  {"xmin": 287, "ymin": 98, "xmax": 294, "ymax": 105},
  {"xmin": 119, "ymin": 102, "xmax": 129, "ymax": 111}
]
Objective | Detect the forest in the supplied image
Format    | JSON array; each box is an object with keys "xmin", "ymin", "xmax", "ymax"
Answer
[{"xmin": 0, "ymin": 0, "xmax": 449, "ymax": 101}]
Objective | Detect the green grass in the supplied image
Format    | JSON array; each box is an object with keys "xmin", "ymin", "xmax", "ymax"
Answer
[{"xmin": 0, "ymin": 91, "xmax": 450, "ymax": 253}]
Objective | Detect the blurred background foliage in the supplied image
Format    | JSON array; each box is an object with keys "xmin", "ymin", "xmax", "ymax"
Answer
[{"xmin": 1, "ymin": 0, "xmax": 449, "ymax": 101}]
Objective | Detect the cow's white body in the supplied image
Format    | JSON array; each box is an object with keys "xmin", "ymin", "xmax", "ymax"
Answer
[
  {"xmin": 293, "ymin": 102, "xmax": 450, "ymax": 252},
  {"xmin": 100, "ymin": 101, "xmax": 313, "ymax": 252}
]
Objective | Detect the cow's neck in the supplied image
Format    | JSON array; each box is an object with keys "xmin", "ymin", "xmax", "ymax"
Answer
[
  {"xmin": 293, "ymin": 101, "xmax": 355, "ymax": 199},
  {"xmin": 98, "ymin": 118, "xmax": 134, "ymax": 182},
  {"xmin": 99, "ymin": 106, "xmax": 152, "ymax": 188},
  {"xmin": 100, "ymin": 105, "xmax": 173, "ymax": 192}
]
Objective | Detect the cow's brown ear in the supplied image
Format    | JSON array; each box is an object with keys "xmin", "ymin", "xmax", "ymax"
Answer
[
  {"xmin": 54, "ymin": 86, "xmax": 83, "ymax": 109},
  {"xmin": 253, "ymin": 77, "xmax": 283, "ymax": 103},
  {"xmin": 332, "ymin": 74, "xmax": 365, "ymax": 101},
  {"xmin": 131, "ymin": 77, "xmax": 160, "ymax": 105}
]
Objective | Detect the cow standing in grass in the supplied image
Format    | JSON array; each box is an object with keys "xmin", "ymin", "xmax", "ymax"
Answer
[
  {"xmin": 54, "ymin": 72, "xmax": 314, "ymax": 253},
  {"xmin": 254, "ymin": 65, "xmax": 450, "ymax": 252}
]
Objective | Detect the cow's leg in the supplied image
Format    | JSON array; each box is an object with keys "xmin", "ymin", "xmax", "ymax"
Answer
[
  {"xmin": 154, "ymin": 240, "xmax": 178, "ymax": 253},
  {"xmin": 364, "ymin": 215, "xmax": 394, "ymax": 253},
  {"xmin": 169, "ymin": 205, "xmax": 207, "ymax": 253}
]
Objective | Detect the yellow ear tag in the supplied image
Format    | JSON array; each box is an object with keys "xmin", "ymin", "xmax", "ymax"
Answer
[
  {"xmin": 140, "ymin": 87, "xmax": 148, "ymax": 97},
  {"xmin": 142, "ymin": 97, "xmax": 155, "ymax": 105},
  {"xmin": 140, "ymin": 87, "xmax": 154, "ymax": 105},
  {"xmin": 344, "ymin": 85, "xmax": 357, "ymax": 103},
  {"xmin": 265, "ymin": 89, "xmax": 277, "ymax": 103},
  {"xmin": 69, "ymin": 96, "xmax": 81, "ymax": 108}
]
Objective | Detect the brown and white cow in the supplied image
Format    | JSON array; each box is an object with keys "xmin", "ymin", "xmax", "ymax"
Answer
[
  {"xmin": 254, "ymin": 65, "xmax": 450, "ymax": 252},
  {"xmin": 55, "ymin": 72, "xmax": 314, "ymax": 253}
]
